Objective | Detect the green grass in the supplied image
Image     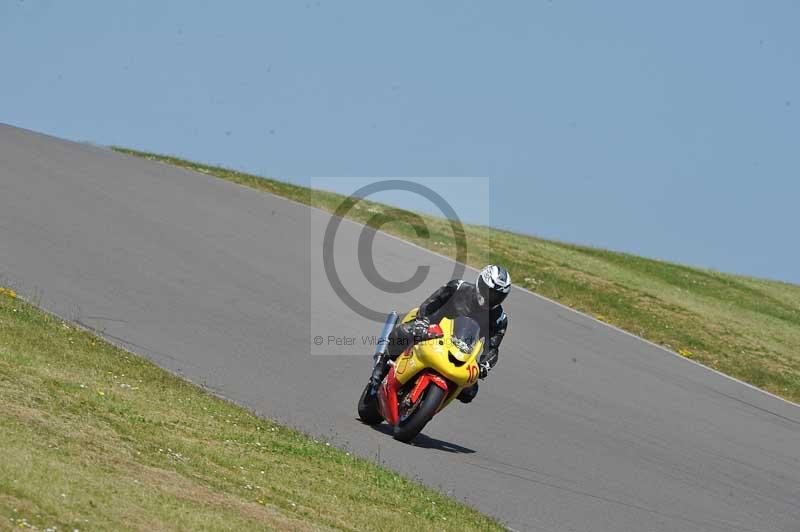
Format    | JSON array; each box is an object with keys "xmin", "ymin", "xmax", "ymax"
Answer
[
  {"xmin": 113, "ymin": 148, "xmax": 800, "ymax": 404},
  {"xmin": 0, "ymin": 288, "xmax": 501, "ymax": 531}
]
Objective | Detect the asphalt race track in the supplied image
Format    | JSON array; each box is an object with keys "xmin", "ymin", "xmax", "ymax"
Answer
[{"xmin": 1, "ymin": 124, "xmax": 798, "ymax": 531}]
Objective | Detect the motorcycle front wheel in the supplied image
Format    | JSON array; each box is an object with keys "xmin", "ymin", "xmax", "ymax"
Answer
[
  {"xmin": 393, "ymin": 384, "xmax": 446, "ymax": 443},
  {"xmin": 357, "ymin": 382, "xmax": 383, "ymax": 425}
]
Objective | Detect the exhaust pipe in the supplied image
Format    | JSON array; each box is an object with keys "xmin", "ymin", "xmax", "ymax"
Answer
[{"xmin": 374, "ymin": 311, "xmax": 398, "ymax": 358}]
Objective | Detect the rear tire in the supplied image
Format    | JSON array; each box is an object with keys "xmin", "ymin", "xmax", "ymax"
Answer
[
  {"xmin": 357, "ymin": 383, "xmax": 383, "ymax": 425},
  {"xmin": 393, "ymin": 384, "xmax": 446, "ymax": 443}
]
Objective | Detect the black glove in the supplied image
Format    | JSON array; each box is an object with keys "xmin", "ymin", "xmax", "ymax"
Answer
[
  {"xmin": 411, "ymin": 316, "xmax": 430, "ymax": 342},
  {"xmin": 478, "ymin": 348, "xmax": 498, "ymax": 379}
]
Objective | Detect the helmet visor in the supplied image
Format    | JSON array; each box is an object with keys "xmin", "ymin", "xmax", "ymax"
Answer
[{"xmin": 478, "ymin": 277, "xmax": 509, "ymax": 307}]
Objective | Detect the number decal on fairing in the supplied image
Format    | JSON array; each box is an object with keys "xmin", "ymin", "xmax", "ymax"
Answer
[{"xmin": 467, "ymin": 364, "xmax": 479, "ymax": 383}]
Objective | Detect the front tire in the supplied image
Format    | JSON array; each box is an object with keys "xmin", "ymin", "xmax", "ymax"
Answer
[
  {"xmin": 393, "ymin": 384, "xmax": 446, "ymax": 443},
  {"xmin": 357, "ymin": 383, "xmax": 383, "ymax": 425}
]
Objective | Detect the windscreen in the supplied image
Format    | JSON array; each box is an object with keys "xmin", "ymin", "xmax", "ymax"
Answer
[{"xmin": 451, "ymin": 317, "xmax": 481, "ymax": 354}]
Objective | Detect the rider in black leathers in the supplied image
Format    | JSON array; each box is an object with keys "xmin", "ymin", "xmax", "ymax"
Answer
[{"xmin": 370, "ymin": 265, "xmax": 511, "ymax": 403}]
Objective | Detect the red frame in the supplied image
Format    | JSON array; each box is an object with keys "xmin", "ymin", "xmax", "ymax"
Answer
[
  {"xmin": 378, "ymin": 368, "xmax": 450, "ymax": 426},
  {"xmin": 408, "ymin": 371, "xmax": 449, "ymax": 403},
  {"xmin": 377, "ymin": 366, "xmax": 401, "ymax": 425}
]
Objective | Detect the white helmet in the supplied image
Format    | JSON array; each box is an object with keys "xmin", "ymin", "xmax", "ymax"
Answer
[{"xmin": 476, "ymin": 264, "xmax": 511, "ymax": 308}]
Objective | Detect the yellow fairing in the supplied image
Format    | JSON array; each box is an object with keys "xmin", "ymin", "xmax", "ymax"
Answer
[{"xmin": 393, "ymin": 309, "xmax": 483, "ymax": 407}]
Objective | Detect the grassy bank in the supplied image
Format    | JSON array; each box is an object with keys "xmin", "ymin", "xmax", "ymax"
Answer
[
  {"xmin": 0, "ymin": 288, "xmax": 500, "ymax": 531},
  {"xmin": 113, "ymin": 148, "xmax": 800, "ymax": 404}
]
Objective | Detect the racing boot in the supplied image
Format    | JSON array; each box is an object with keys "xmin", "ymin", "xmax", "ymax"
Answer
[{"xmin": 457, "ymin": 382, "xmax": 479, "ymax": 403}]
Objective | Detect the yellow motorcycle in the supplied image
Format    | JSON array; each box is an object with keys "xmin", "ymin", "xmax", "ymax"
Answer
[{"xmin": 357, "ymin": 309, "xmax": 482, "ymax": 442}]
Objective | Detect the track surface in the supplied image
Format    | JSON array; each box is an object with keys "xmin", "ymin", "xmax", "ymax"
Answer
[{"xmin": 1, "ymin": 124, "xmax": 799, "ymax": 531}]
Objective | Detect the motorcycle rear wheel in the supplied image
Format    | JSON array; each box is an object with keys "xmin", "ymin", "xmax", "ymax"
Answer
[
  {"xmin": 393, "ymin": 384, "xmax": 446, "ymax": 443},
  {"xmin": 357, "ymin": 382, "xmax": 383, "ymax": 425}
]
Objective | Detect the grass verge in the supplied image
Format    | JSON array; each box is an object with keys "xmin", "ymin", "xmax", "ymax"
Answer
[
  {"xmin": 0, "ymin": 289, "xmax": 500, "ymax": 531},
  {"xmin": 113, "ymin": 148, "xmax": 800, "ymax": 404}
]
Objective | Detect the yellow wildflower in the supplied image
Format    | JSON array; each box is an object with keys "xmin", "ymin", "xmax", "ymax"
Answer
[{"xmin": 0, "ymin": 287, "xmax": 17, "ymax": 299}]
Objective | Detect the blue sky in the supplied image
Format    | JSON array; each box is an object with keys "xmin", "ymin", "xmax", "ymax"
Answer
[{"xmin": 2, "ymin": 1, "xmax": 798, "ymax": 283}]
